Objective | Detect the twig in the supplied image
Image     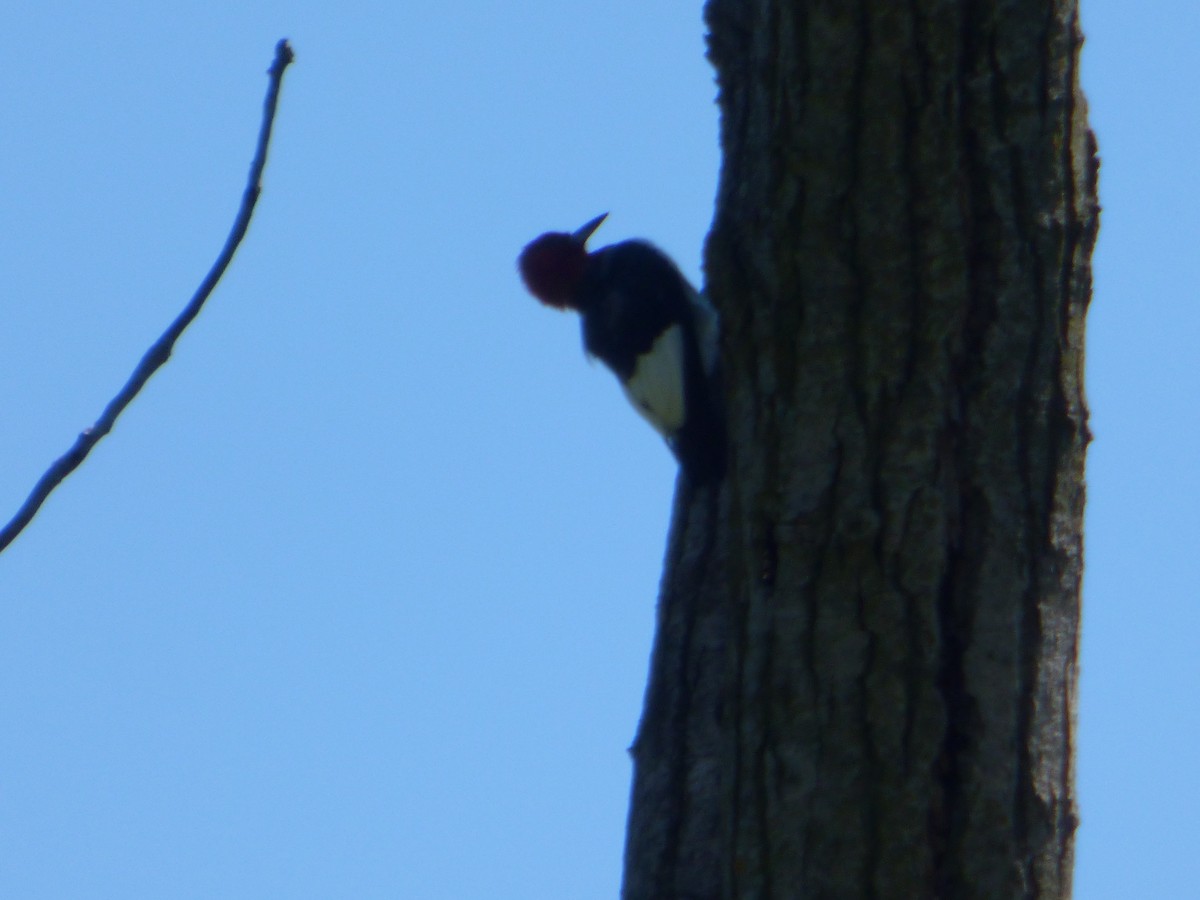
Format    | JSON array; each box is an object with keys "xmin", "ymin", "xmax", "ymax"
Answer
[{"xmin": 0, "ymin": 39, "xmax": 295, "ymax": 556}]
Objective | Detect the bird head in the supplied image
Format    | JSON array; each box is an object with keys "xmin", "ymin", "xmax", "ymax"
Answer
[{"xmin": 518, "ymin": 213, "xmax": 608, "ymax": 309}]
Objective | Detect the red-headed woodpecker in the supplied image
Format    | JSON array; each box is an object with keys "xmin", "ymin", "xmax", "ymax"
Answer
[{"xmin": 518, "ymin": 214, "xmax": 725, "ymax": 483}]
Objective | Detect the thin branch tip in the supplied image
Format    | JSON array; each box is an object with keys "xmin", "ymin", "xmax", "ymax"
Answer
[
  {"xmin": 272, "ymin": 39, "xmax": 295, "ymax": 73},
  {"xmin": 0, "ymin": 40, "xmax": 294, "ymax": 557}
]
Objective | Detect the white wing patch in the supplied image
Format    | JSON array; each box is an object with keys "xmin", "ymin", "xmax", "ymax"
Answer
[{"xmin": 621, "ymin": 325, "xmax": 685, "ymax": 436}]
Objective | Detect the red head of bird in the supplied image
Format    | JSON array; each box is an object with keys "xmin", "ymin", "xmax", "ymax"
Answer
[{"xmin": 517, "ymin": 213, "xmax": 608, "ymax": 309}]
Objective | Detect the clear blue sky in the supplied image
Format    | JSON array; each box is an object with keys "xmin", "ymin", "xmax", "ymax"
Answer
[{"xmin": 0, "ymin": 2, "xmax": 1193, "ymax": 897}]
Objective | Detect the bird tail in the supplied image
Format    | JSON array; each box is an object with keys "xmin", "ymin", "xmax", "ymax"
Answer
[{"xmin": 673, "ymin": 358, "xmax": 726, "ymax": 486}]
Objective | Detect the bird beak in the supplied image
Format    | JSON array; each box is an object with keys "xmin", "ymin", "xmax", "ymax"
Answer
[{"xmin": 572, "ymin": 212, "xmax": 609, "ymax": 246}]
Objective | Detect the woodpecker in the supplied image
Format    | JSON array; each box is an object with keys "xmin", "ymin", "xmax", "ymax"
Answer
[{"xmin": 518, "ymin": 213, "xmax": 725, "ymax": 483}]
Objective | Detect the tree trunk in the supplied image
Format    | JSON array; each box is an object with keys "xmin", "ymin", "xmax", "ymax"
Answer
[{"xmin": 622, "ymin": 1, "xmax": 1098, "ymax": 897}]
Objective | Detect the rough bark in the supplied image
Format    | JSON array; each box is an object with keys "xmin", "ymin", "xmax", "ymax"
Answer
[{"xmin": 623, "ymin": 1, "xmax": 1097, "ymax": 897}]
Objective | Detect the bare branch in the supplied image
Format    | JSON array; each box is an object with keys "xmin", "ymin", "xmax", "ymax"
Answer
[{"xmin": 0, "ymin": 39, "xmax": 295, "ymax": 556}]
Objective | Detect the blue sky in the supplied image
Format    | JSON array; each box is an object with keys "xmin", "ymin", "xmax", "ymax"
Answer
[{"xmin": 0, "ymin": 2, "xmax": 1194, "ymax": 897}]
